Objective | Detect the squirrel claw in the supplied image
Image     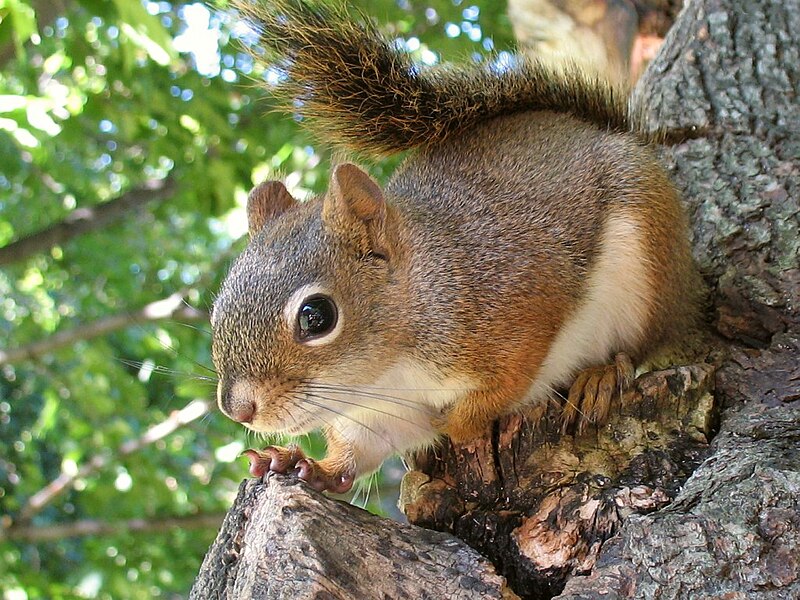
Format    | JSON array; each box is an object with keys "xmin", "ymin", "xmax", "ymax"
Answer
[
  {"xmin": 562, "ymin": 352, "xmax": 635, "ymax": 435},
  {"xmin": 242, "ymin": 446, "xmax": 355, "ymax": 494},
  {"xmin": 242, "ymin": 445, "xmax": 307, "ymax": 478},
  {"xmin": 294, "ymin": 458, "xmax": 355, "ymax": 494}
]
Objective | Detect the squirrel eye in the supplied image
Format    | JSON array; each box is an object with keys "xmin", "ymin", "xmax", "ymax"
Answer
[{"xmin": 297, "ymin": 295, "xmax": 338, "ymax": 341}]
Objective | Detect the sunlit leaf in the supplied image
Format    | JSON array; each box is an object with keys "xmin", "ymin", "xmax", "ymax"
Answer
[{"xmin": 112, "ymin": 0, "xmax": 178, "ymax": 67}]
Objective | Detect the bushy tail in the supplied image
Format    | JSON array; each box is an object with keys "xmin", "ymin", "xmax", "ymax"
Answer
[{"xmin": 235, "ymin": 0, "xmax": 633, "ymax": 156}]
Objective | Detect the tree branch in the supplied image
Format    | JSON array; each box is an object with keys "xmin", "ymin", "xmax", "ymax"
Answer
[
  {"xmin": 13, "ymin": 398, "xmax": 212, "ymax": 524},
  {"xmin": 0, "ymin": 290, "xmax": 207, "ymax": 365},
  {"xmin": 0, "ymin": 176, "xmax": 175, "ymax": 266},
  {"xmin": 190, "ymin": 476, "xmax": 516, "ymax": 599},
  {"xmin": 0, "ymin": 512, "xmax": 224, "ymax": 543}
]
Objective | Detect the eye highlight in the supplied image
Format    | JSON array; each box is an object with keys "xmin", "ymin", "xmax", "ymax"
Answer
[{"xmin": 296, "ymin": 295, "xmax": 338, "ymax": 341}]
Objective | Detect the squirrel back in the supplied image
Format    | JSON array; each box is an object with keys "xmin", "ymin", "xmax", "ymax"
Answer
[{"xmin": 235, "ymin": 0, "xmax": 639, "ymax": 156}]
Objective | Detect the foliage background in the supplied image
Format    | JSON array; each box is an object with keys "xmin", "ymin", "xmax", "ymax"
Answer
[{"xmin": 0, "ymin": 0, "xmax": 514, "ymax": 597}]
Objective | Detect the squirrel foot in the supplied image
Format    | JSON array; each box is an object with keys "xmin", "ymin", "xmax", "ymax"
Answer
[
  {"xmin": 439, "ymin": 417, "xmax": 493, "ymax": 444},
  {"xmin": 435, "ymin": 389, "xmax": 513, "ymax": 443},
  {"xmin": 294, "ymin": 457, "xmax": 355, "ymax": 494},
  {"xmin": 561, "ymin": 352, "xmax": 635, "ymax": 435},
  {"xmin": 242, "ymin": 445, "xmax": 355, "ymax": 494}
]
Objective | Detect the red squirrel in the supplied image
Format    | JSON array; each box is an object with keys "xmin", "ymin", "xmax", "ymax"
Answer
[{"xmin": 210, "ymin": 0, "xmax": 701, "ymax": 493}]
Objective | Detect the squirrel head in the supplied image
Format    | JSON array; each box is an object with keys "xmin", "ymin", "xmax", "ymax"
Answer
[{"xmin": 211, "ymin": 164, "xmax": 407, "ymax": 434}]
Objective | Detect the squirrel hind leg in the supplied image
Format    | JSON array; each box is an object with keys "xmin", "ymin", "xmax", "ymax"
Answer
[{"xmin": 561, "ymin": 352, "xmax": 635, "ymax": 435}]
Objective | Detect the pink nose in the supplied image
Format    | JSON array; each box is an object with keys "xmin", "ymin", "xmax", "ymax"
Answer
[
  {"xmin": 218, "ymin": 382, "xmax": 256, "ymax": 424},
  {"xmin": 228, "ymin": 401, "xmax": 256, "ymax": 424}
]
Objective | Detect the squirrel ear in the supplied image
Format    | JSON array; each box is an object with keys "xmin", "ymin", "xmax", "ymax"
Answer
[
  {"xmin": 247, "ymin": 180, "xmax": 298, "ymax": 237},
  {"xmin": 324, "ymin": 164, "xmax": 390, "ymax": 257}
]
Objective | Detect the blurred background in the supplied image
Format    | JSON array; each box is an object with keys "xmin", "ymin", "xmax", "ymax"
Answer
[
  {"xmin": 0, "ymin": 1, "xmax": 516, "ymax": 597},
  {"xmin": 0, "ymin": 0, "xmax": 666, "ymax": 597}
]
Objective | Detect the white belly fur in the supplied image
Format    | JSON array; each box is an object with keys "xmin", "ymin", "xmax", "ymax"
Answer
[
  {"xmin": 320, "ymin": 359, "xmax": 476, "ymax": 474},
  {"xmin": 524, "ymin": 211, "xmax": 654, "ymax": 404}
]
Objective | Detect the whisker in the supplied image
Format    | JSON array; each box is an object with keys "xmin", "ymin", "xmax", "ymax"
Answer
[
  {"xmin": 307, "ymin": 378, "xmax": 583, "ymax": 431},
  {"xmin": 282, "ymin": 404, "xmax": 297, "ymax": 428},
  {"xmin": 302, "ymin": 383, "xmax": 426, "ymax": 409},
  {"xmin": 129, "ymin": 321, "xmax": 219, "ymax": 376},
  {"xmin": 542, "ymin": 382, "xmax": 592, "ymax": 423},
  {"xmin": 303, "ymin": 391, "xmax": 431, "ymax": 431},
  {"xmin": 115, "ymin": 358, "xmax": 218, "ymax": 383},
  {"xmin": 351, "ymin": 473, "xmax": 373, "ymax": 509},
  {"xmin": 546, "ymin": 384, "xmax": 567, "ymax": 402},
  {"xmin": 292, "ymin": 402, "xmax": 337, "ymax": 444},
  {"xmin": 299, "ymin": 396, "xmax": 405, "ymax": 456},
  {"xmin": 306, "ymin": 377, "xmax": 475, "ymax": 393},
  {"xmin": 291, "ymin": 399, "xmax": 390, "ymax": 466},
  {"xmin": 174, "ymin": 321, "xmax": 213, "ymax": 337},
  {"xmin": 369, "ymin": 471, "xmax": 383, "ymax": 511},
  {"xmin": 185, "ymin": 358, "xmax": 218, "ymax": 376}
]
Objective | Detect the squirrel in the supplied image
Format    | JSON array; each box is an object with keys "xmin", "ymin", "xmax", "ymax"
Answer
[{"xmin": 210, "ymin": 0, "xmax": 702, "ymax": 494}]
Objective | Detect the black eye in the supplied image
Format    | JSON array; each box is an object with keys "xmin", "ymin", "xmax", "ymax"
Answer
[{"xmin": 297, "ymin": 295, "xmax": 338, "ymax": 340}]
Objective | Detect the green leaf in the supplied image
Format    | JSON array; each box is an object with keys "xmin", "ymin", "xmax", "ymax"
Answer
[
  {"xmin": 4, "ymin": 0, "xmax": 36, "ymax": 61},
  {"xmin": 112, "ymin": 0, "xmax": 178, "ymax": 68}
]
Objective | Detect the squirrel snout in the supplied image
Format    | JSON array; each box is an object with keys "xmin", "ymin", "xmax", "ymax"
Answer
[
  {"xmin": 217, "ymin": 381, "xmax": 256, "ymax": 424},
  {"xmin": 227, "ymin": 400, "xmax": 256, "ymax": 425}
]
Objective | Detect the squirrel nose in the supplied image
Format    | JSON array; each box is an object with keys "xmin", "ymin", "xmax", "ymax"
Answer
[
  {"xmin": 228, "ymin": 401, "xmax": 256, "ymax": 424},
  {"xmin": 218, "ymin": 381, "xmax": 256, "ymax": 424}
]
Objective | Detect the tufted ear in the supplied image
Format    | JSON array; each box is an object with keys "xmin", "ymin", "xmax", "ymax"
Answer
[
  {"xmin": 247, "ymin": 180, "xmax": 298, "ymax": 237},
  {"xmin": 322, "ymin": 164, "xmax": 391, "ymax": 258}
]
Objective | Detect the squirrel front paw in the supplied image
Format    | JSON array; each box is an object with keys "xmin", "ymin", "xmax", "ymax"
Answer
[
  {"xmin": 242, "ymin": 445, "xmax": 355, "ymax": 494},
  {"xmin": 243, "ymin": 445, "xmax": 306, "ymax": 477},
  {"xmin": 433, "ymin": 393, "xmax": 497, "ymax": 443},
  {"xmin": 438, "ymin": 417, "xmax": 493, "ymax": 444},
  {"xmin": 561, "ymin": 352, "xmax": 635, "ymax": 435}
]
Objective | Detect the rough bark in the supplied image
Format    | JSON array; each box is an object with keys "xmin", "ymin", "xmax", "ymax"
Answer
[
  {"xmin": 190, "ymin": 475, "xmax": 519, "ymax": 600},
  {"xmin": 193, "ymin": 0, "xmax": 799, "ymax": 598},
  {"xmin": 402, "ymin": 365, "xmax": 717, "ymax": 599},
  {"xmin": 636, "ymin": 0, "xmax": 800, "ymax": 342},
  {"xmin": 557, "ymin": 340, "xmax": 800, "ymax": 599}
]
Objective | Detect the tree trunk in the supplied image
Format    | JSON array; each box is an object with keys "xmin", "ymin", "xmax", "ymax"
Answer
[
  {"xmin": 507, "ymin": 0, "xmax": 684, "ymax": 82},
  {"xmin": 192, "ymin": 0, "xmax": 800, "ymax": 597}
]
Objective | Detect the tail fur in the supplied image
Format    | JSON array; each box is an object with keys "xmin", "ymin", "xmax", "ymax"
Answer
[{"xmin": 236, "ymin": 0, "xmax": 635, "ymax": 156}]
